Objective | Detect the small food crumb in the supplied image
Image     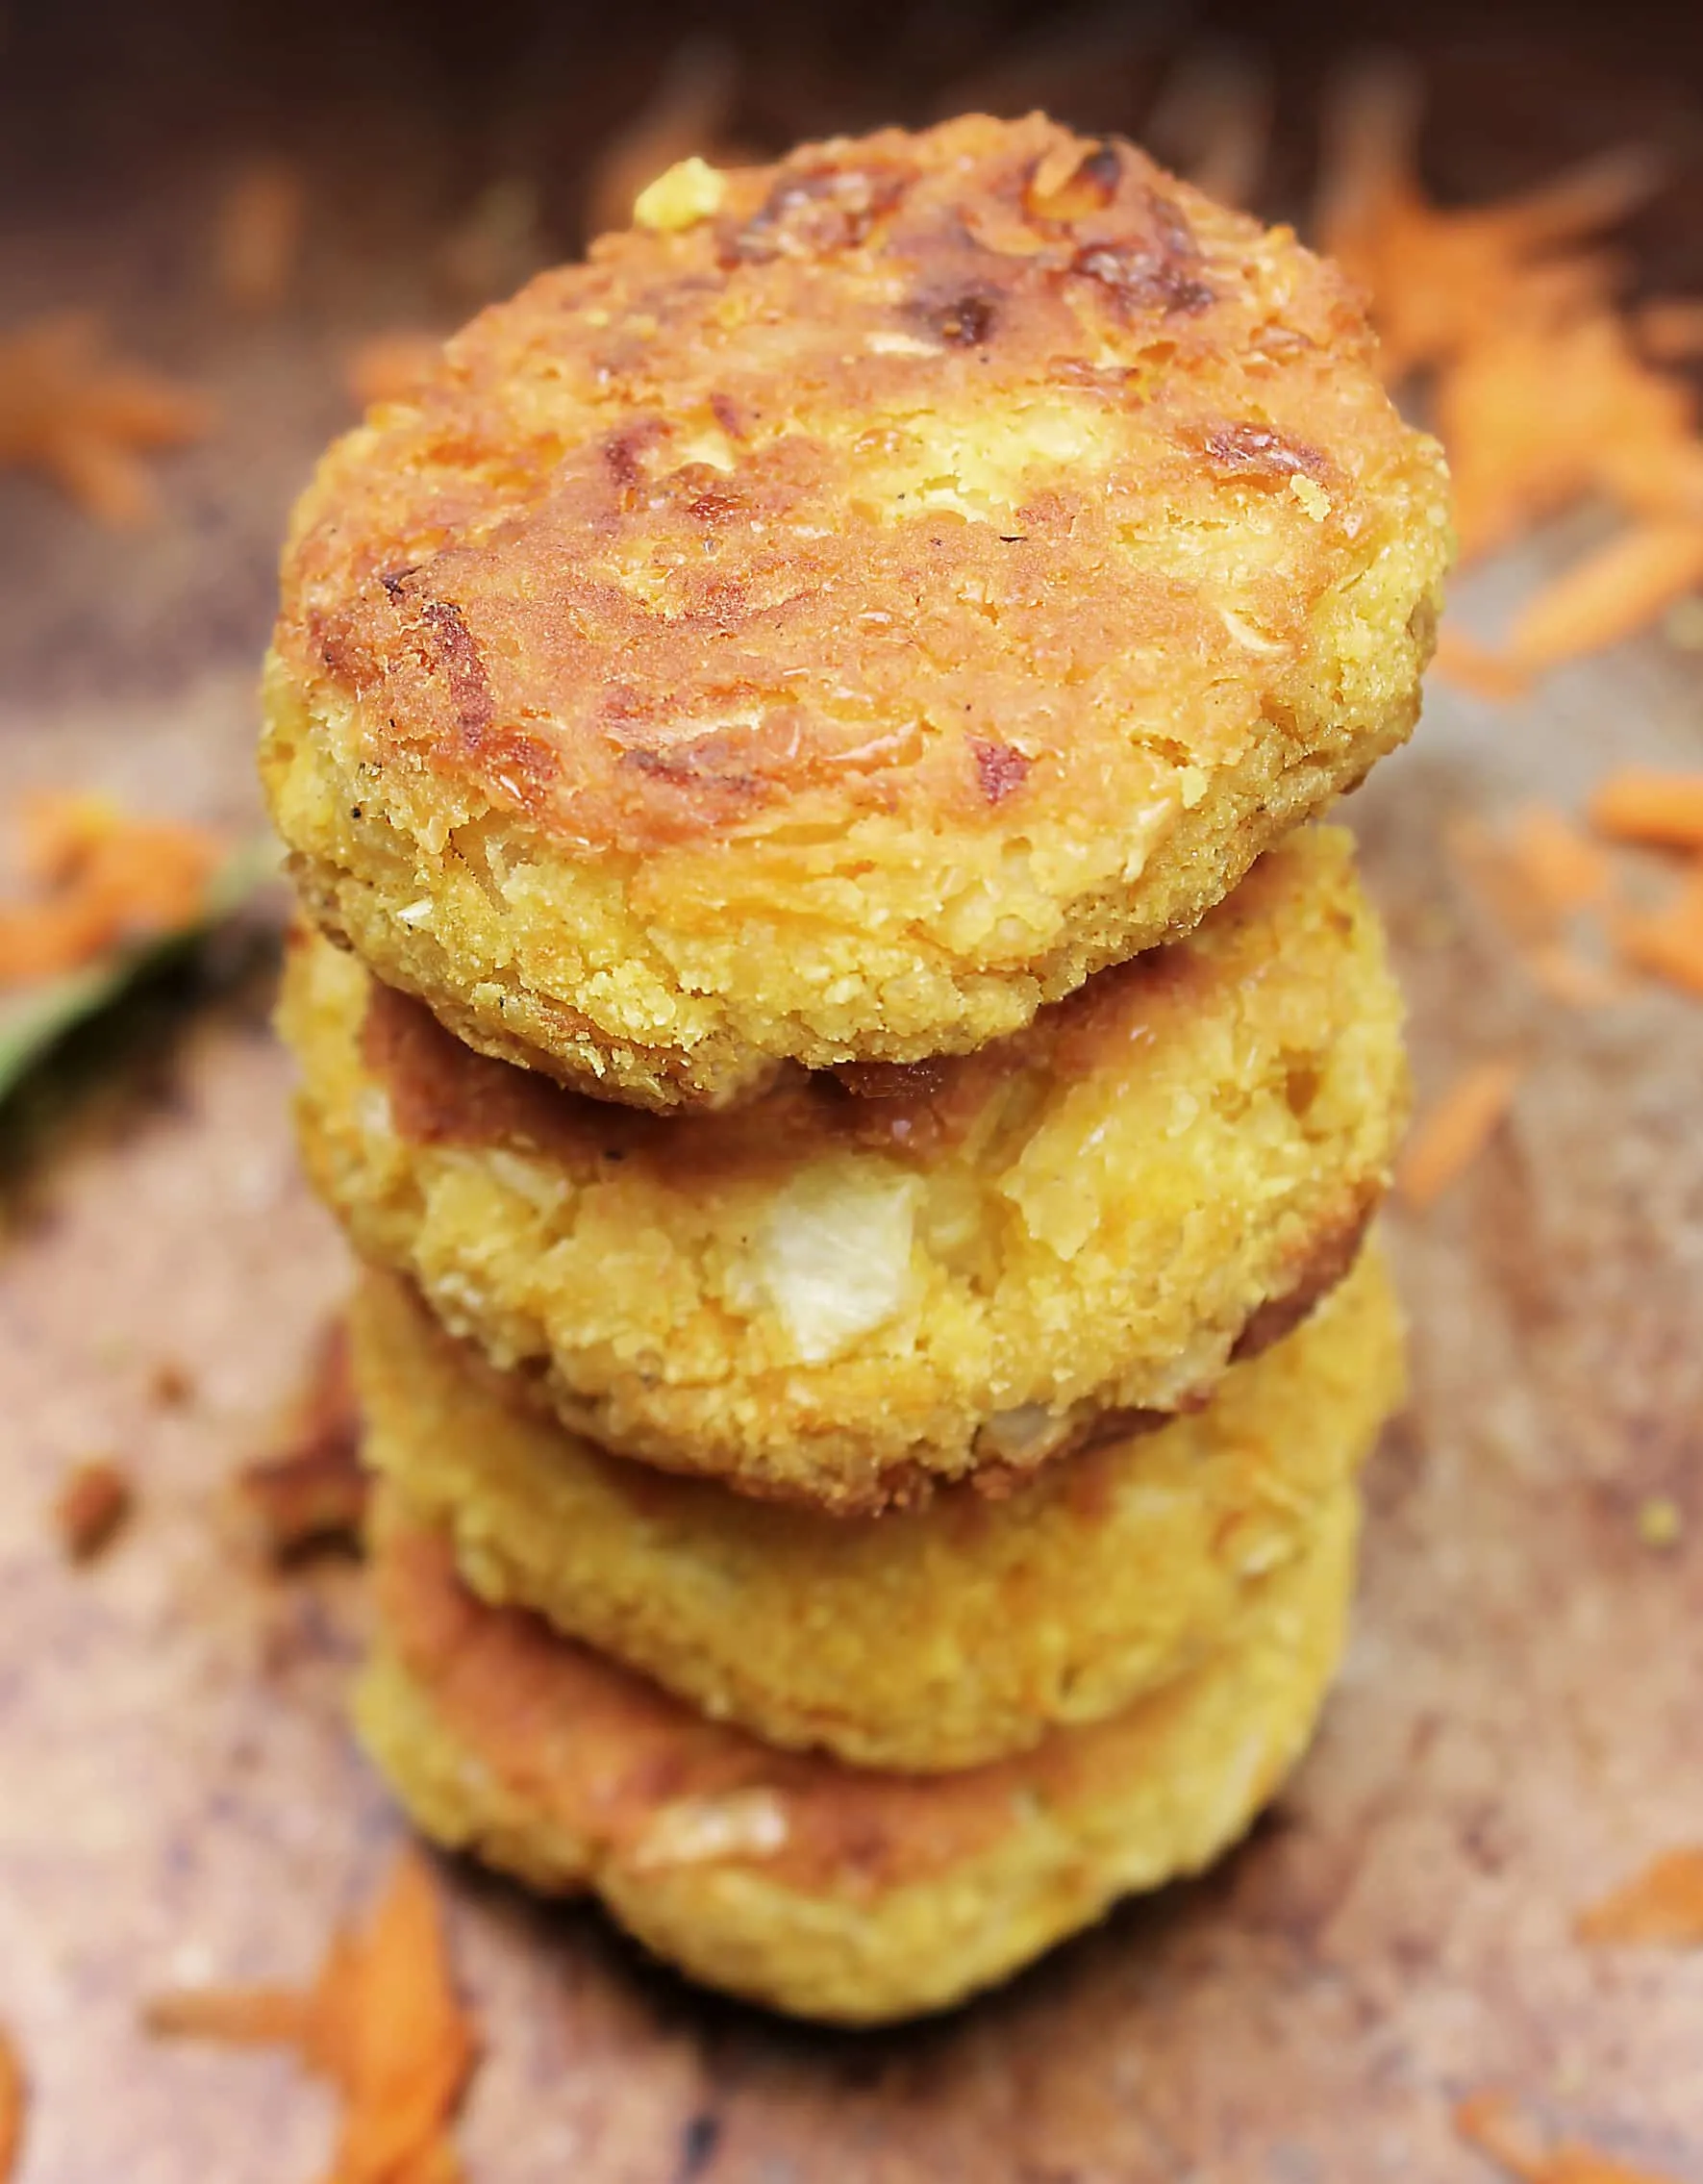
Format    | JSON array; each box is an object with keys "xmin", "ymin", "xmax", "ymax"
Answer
[
  {"xmin": 634, "ymin": 156, "xmax": 727, "ymax": 234},
  {"xmin": 239, "ymin": 1317, "xmax": 365, "ymax": 1558},
  {"xmin": 149, "ymin": 1359, "xmax": 194, "ymax": 1409},
  {"xmin": 0, "ymin": 2025, "xmax": 24, "ymax": 2183},
  {"xmin": 1635, "ymin": 1495, "xmax": 1683, "ymax": 1549},
  {"xmin": 52, "ymin": 1459, "xmax": 133, "ymax": 1562},
  {"xmin": 1397, "ymin": 1059, "xmax": 1522, "ymax": 1212},
  {"xmin": 1576, "ymin": 1846, "xmax": 1703, "ymax": 1946},
  {"xmin": 145, "ymin": 1847, "xmax": 476, "ymax": 2184}
]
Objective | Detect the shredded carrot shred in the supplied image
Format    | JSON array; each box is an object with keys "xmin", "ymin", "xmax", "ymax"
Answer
[
  {"xmin": 1612, "ymin": 865, "xmax": 1703, "ymax": 996},
  {"xmin": 1456, "ymin": 2092, "xmax": 1548, "ymax": 2180},
  {"xmin": 1588, "ymin": 770, "xmax": 1703, "ymax": 851},
  {"xmin": 214, "ymin": 160, "xmax": 307, "ymax": 314},
  {"xmin": 1502, "ymin": 523, "xmax": 1703, "ymax": 674},
  {"xmin": 1432, "ymin": 629, "xmax": 1531, "ymax": 703},
  {"xmin": 1317, "ymin": 59, "xmax": 1658, "ymax": 382},
  {"xmin": 1146, "ymin": 43, "xmax": 1271, "ymax": 211},
  {"xmin": 0, "ymin": 2026, "xmax": 23, "ymax": 2184},
  {"xmin": 1504, "ymin": 807, "xmax": 1613, "ymax": 918},
  {"xmin": 1397, "ymin": 1059, "xmax": 1522, "ymax": 1211},
  {"xmin": 1576, "ymin": 1845, "xmax": 1703, "ymax": 1946},
  {"xmin": 1521, "ymin": 943, "xmax": 1624, "ymax": 1010},
  {"xmin": 0, "ymin": 791, "xmax": 223, "ymax": 990},
  {"xmin": 345, "ymin": 332, "xmax": 445, "ymax": 411},
  {"xmin": 1456, "ymin": 2094, "xmax": 1684, "ymax": 2184},
  {"xmin": 1436, "ymin": 310, "xmax": 1696, "ymax": 562},
  {"xmin": 0, "ymin": 314, "xmax": 212, "ymax": 526},
  {"xmin": 145, "ymin": 1847, "xmax": 475, "ymax": 2184}
]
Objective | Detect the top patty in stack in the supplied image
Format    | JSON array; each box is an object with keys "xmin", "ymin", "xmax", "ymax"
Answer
[{"xmin": 262, "ymin": 112, "xmax": 1450, "ymax": 1112}]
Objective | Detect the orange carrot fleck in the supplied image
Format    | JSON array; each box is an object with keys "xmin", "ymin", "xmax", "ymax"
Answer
[
  {"xmin": 1504, "ymin": 523, "xmax": 1703, "ymax": 675},
  {"xmin": 1398, "ymin": 1059, "xmax": 1522, "ymax": 1211},
  {"xmin": 1504, "ymin": 807, "xmax": 1614, "ymax": 918},
  {"xmin": 1613, "ymin": 865, "xmax": 1703, "ymax": 995},
  {"xmin": 214, "ymin": 160, "xmax": 307, "ymax": 314},
  {"xmin": 1455, "ymin": 2095, "xmax": 1684, "ymax": 2184},
  {"xmin": 1577, "ymin": 1846, "xmax": 1703, "ymax": 1946},
  {"xmin": 1521, "ymin": 943, "xmax": 1624, "ymax": 1010},
  {"xmin": 1456, "ymin": 2092, "xmax": 1548, "ymax": 2179},
  {"xmin": 1433, "ymin": 628, "xmax": 1530, "ymax": 703},
  {"xmin": 142, "ymin": 1847, "xmax": 475, "ymax": 2184},
  {"xmin": 52, "ymin": 1458, "xmax": 133, "ymax": 1562},
  {"xmin": 0, "ymin": 314, "xmax": 211, "ymax": 527},
  {"xmin": 0, "ymin": 2026, "xmax": 24, "ymax": 2184},
  {"xmin": 0, "ymin": 791, "xmax": 224, "ymax": 989},
  {"xmin": 344, "ymin": 332, "xmax": 445, "ymax": 410},
  {"xmin": 1589, "ymin": 769, "xmax": 1703, "ymax": 851}
]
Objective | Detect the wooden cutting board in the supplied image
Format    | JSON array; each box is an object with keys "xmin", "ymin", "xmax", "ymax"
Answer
[{"xmin": 3, "ymin": 10, "xmax": 1702, "ymax": 2178}]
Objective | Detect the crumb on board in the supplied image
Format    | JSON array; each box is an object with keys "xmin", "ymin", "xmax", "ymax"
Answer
[
  {"xmin": 149, "ymin": 1358, "xmax": 194, "ymax": 1408},
  {"xmin": 238, "ymin": 1316, "xmax": 366, "ymax": 1557},
  {"xmin": 144, "ymin": 1847, "xmax": 476, "ymax": 2184},
  {"xmin": 1576, "ymin": 1846, "xmax": 1703, "ymax": 1946},
  {"xmin": 0, "ymin": 314, "xmax": 212, "ymax": 526},
  {"xmin": 0, "ymin": 2025, "xmax": 24, "ymax": 2184},
  {"xmin": 1635, "ymin": 1495, "xmax": 1684, "ymax": 1549},
  {"xmin": 344, "ymin": 331, "xmax": 446, "ymax": 410},
  {"xmin": 1455, "ymin": 2091, "xmax": 1685, "ymax": 2183},
  {"xmin": 1397, "ymin": 1059, "xmax": 1522, "ymax": 1212},
  {"xmin": 214, "ymin": 159, "xmax": 306, "ymax": 314},
  {"xmin": 52, "ymin": 1459, "xmax": 133, "ymax": 1562},
  {"xmin": 0, "ymin": 791, "xmax": 225, "ymax": 990}
]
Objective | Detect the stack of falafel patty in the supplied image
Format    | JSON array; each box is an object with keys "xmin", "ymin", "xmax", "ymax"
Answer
[{"xmin": 263, "ymin": 113, "xmax": 1451, "ymax": 2023}]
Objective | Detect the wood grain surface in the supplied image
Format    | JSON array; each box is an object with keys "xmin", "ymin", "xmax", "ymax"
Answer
[{"xmin": 2, "ymin": 8, "xmax": 1701, "ymax": 2179}]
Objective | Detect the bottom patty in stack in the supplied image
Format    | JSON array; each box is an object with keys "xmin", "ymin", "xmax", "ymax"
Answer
[
  {"xmin": 362, "ymin": 1487, "xmax": 1358, "ymax": 2025},
  {"xmin": 350, "ymin": 1249, "xmax": 1400, "ymax": 2022}
]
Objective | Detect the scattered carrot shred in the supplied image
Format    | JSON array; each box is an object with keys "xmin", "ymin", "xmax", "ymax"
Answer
[
  {"xmin": 52, "ymin": 1458, "xmax": 134, "ymax": 1562},
  {"xmin": 1317, "ymin": 56, "xmax": 1658, "ymax": 382},
  {"xmin": 1456, "ymin": 2092, "xmax": 1548, "ymax": 2180},
  {"xmin": 1146, "ymin": 43, "xmax": 1271, "ymax": 212},
  {"xmin": 1521, "ymin": 943, "xmax": 1624, "ymax": 1011},
  {"xmin": 0, "ymin": 791, "xmax": 224, "ymax": 990},
  {"xmin": 1506, "ymin": 807, "xmax": 1614, "ymax": 919},
  {"xmin": 345, "ymin": 332, "xmax": 445, "ymax": 410},
  {"xmin": 1576, "ymin": 1846, "xmax": 1703, "ymax": 1946},
  {"xmin": 144, "ymin": 1847, "xmax": 476, "ymax": 2184},
  {"xmin": 214, "ymin": 160, "xmax": 307, "ymax": 314},
  {"xmin": 1612, "ymin": 866, "xmax": 1703, "ymax": 996},
  {"xmin": 1503, "ymin": 522, "xmax": 1703, "ymax": 674},
  {"xmin": 0, "ymin": 314, "xmax": 212, "ymax": 526},
  {"xmin": 1455, "ymin": 2094, "xmax": 1684, "ymax": 2184},
  {"xmin": 0, "ymin": 2025, "xmax": 24, "ymax": 2184},
  {"xmin": 1588, "ymin": 770, "xmax": 1703, "ymax": 851},
  {"xmin": 1432, "ymin": 628, "xmax": 1531, "ymax": 704},
  {"xmin": 1397, "ymin": 1059, "xmax": 1522, "ymax": 1211},
  {"xmin": 239, "ymin": 1317, "xmax": 366, "ymax": 1557}
]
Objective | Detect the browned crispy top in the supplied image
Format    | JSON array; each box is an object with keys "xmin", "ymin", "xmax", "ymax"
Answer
[{"xmin": 274, "ymin": 113, "xmax": 1444, "ymax": 859}]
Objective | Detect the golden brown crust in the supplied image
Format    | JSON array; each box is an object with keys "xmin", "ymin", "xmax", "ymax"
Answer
[
  {"xmin": 263, "ymin": 113, "xmax": 1450, "ymax": 1107},
  {"xmin": 280, "ymin": 827, "xmax": 1411, "ymax": 1510}
]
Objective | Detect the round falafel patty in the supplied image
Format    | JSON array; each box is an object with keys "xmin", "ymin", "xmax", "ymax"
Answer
[
  {"xmin": 263, "ymin": 112, "xmax": 1450, "ymax": 1113},
  {"xmin": 283, "ymin": 825, "xmax": 1408, "ymax": 1511},
  {"xmin": 352, "ymin": 1243, "xmax": 1399, "ymax": 1771},
  {"xmin": 358, "ymin": 1481, "xmax": 1357, "ymax": 2023}
]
